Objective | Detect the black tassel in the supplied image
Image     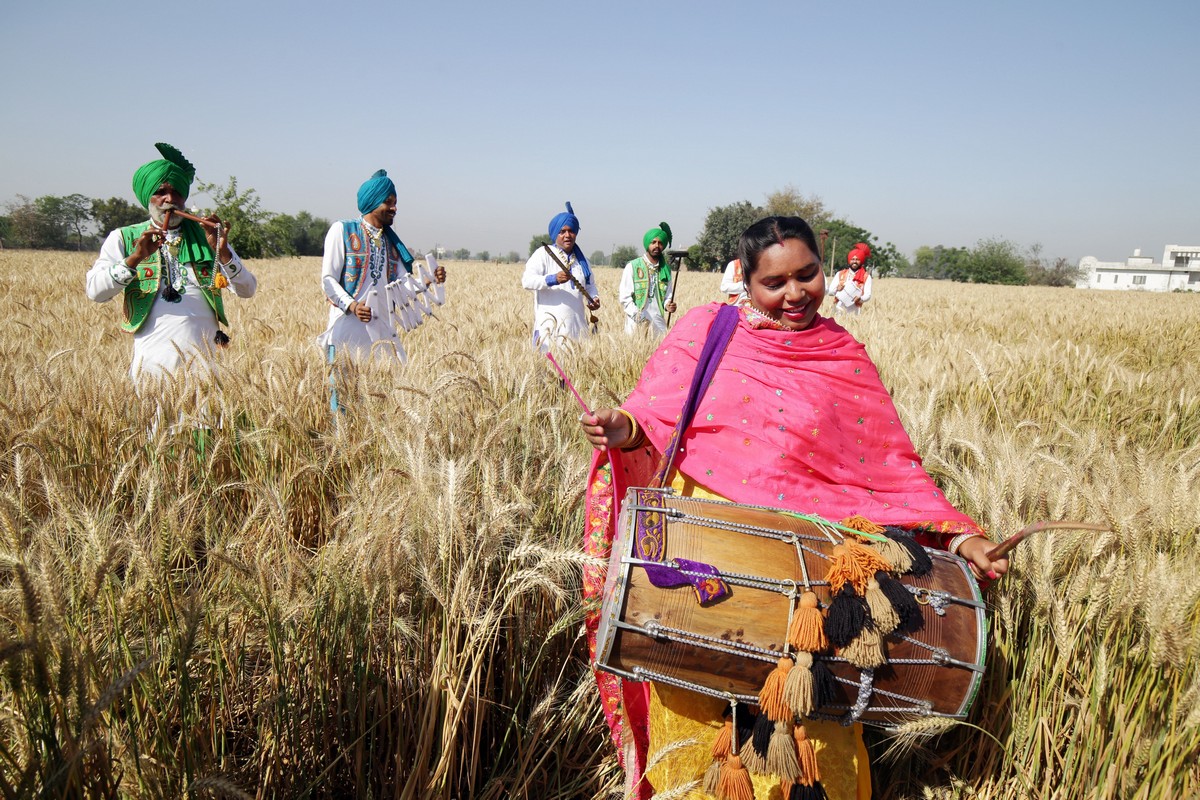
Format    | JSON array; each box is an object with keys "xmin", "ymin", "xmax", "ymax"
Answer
[
  {"xmin": 734, "ymin": 705, "xmax": 756, "ymax": 746},
  {"xmin": 825, "ymin": 585, "xmax": 869, "ymax": 648},
  {"xmin": 884, "ymin": 527, "xmax": 933, "ymax": 576},
  {"xmin": 877, "ymin": 571, "xmax": 925, "ymax": 634},
  {"xmin": 214, "ymin": 330, "xmax": 230, "ymax": 347},
  {"xmin": 752, "ymin": 710, "xmax": 775, "ymax": 757},
  {"xmin": 162, "ymin": 284, "xmax": 181, "ymax": 303},
  {"xmin": 811, "ymin": 657, "xmax": 838, "ymax": 710},
  {"xmin": 788, "ymin": 781, "xmax": 830, "ymax": 800}
]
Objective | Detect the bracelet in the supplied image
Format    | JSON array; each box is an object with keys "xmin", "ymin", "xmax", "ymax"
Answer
[
  {"xmin": 614, "ymin": 408, "xmax": 646, "ymax": 450},
  {"xmin": 947, "ymin": 533, "xmax": 983, "ymax": 556}
]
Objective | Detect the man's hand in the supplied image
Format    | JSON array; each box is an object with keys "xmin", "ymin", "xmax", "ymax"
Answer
[
  {"xmin": 127, "ymin": 228, "xmax": 163, "ymax": 267},
  {"xmin": 434, "ymin": 265, "xmax": 447, "ymax": 283},
  {"xmin": 665, "ymin": 300, "xmax": 677, "ymax": 314},
  {"xmin": 349, "ymin": 300, "xmax": 373, "ymax": 322},
  {"xmin": 555, "ymin": 270, "xmax": 570, "ymax": 285},
  {"xmin": 587, "ymin": 297, "xmax": 601, "ymax": 311},
  {"xmin": 203, "ymin": 215, "xmax": 234, "ymax": 263}
]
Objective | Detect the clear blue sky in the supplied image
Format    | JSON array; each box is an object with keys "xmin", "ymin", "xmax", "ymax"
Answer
[{"xmin": 2, "ymin": 0, "xmax": 1196, "ymax": 263}]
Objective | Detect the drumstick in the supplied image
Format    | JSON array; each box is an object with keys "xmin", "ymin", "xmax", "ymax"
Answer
[
  {"xmin": 544, "ymin": 352, "xmax": 592, "ymax": 415},
  {"xmin": 986, "ymin": 521, "xmax": 1111, "ymax": 561}
]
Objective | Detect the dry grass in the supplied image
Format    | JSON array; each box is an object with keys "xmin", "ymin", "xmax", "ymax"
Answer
[{"xmin": 0, "ymin": 251, "xmax": 1198, "ymax": 798}]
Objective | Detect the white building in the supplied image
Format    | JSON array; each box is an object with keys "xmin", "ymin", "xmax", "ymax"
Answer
[{"xmin": 1077, "ymin": 245, "xmax": 1200, "ymax": 291}]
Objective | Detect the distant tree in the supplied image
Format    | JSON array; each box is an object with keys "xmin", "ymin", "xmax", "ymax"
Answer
[
  {"xmin": 453, "ymin": 248, "xmax": 471, "ymax": 260},
  {"xmin": 261, "ymin": 211, "xmax": 329, "ymax": 257},
  {"xmin": 764, "ymin": 185, "xmax": 830, "ymax": 228},
  {"xmin": 907, "ymin": 245, "xmax": 970, "ymax": 280},
  {"xmin": 31, "ymin": 196, "xmax": 73, "ymax": 249},
  {"xmin": 195, "ymin": 177, "xmax": 269, "ymax": 258},
  {"xmin": 528, "ymin": 233, "xmax": 551, "ymax": 255},
  {"xmin": 686, "ymin": 244, "xmax": 703, "ymax": 269},
  {"xmin": 3, "ymin": 196, "xmax": 41, "ymax": 248},
  {"xmin": 505, "ymin": 251, "xmax": 521, "ymax": 263},
  {"xmin": 475, "ymin": 250, "xmax": 490, "ymax": 262},
  {"xmin": 589, "ymin": 249, "xmax": 608, "ymax": 266},
  {"xmin": 92, "ymin": 196, "xmax": 145, "ymax": 235},
  {"xmin": 0, "ymin": 215, "xmax": 9, "ymax": 246},
  {"xmin": 818, "ymin": 218, "xmax": 907, "ymax": 277},
  {"xmin": 611, "ymin": 245, "xmax": 638, "ymax": 269},
  {"xmin": 966, "ymin": 237, "xmax": 1027, "ymax": 284},
  {"xmin": 696, "ymin": 201, "xmax": 763, "ymax": 271},
  {"xmin": 1024, "ymin": 243, "xmax": 1083, "ymax": 287}
]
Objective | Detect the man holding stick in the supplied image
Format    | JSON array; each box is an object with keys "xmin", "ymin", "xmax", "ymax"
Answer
[
  {"xmin": 618, "ymin": 222, "xmax": 677, "ymax": 336},
  {"xmin": 521, "ymin": 201, "xmax": 599, "ymax": 350},
  {"xmin": 86, "ymin": 142, "xmax": 255, "ymax": 388}
]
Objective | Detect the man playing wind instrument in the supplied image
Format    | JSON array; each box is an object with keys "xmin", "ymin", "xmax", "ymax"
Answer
[
  {"xmin": 86, "ymin": 142, "xmax": 256, "ymax": 388},
  {"xmin": 318, "ymin": 169, "xmax": 446, "ymax": 363},
  {"xmin": 618, "ymin": 222, "xmax": 677, "ymax": 335}
]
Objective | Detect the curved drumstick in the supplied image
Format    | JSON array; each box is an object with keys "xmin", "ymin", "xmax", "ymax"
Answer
[{"xmin": 986, "ymin": 521, "xmax": 1111, "ymax": 561}]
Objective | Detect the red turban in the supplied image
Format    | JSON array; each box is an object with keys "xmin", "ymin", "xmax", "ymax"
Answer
[{"xmin": 847, "ymin": 242, "xmax": 871, "ymax": 265}]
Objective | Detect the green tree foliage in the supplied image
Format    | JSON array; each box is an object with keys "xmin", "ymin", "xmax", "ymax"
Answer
[
  {"xmin": 262, "ymin": 211, "xmax": 330, "ymax": 257},
  {"xmin": 695, "ymin": 201, "xmax": 763, "ymax": 271},
  {"xmin": 966, "ymin": 237, "xmax": 1028, "ymax": 285},
  {"xmin": 528, "ymin": 233, "xmax": 551, "ymax": 255},
  {"xmin": 686, "ymin": 244, "xmax": 703, "ymax": 269},
  {"xmin": 91, "ymin": 196, "xmax": 145, "ymax": 235},
  {"xmin": 764, "ymin": 185, "xmax": 830, "ymax": 228},
  {"xmin": 3, "ymin": 195, "xmax": 65, "ymax": 249},
  {"xmin": 453, "ymin": 248, "xmax": 471, "ymax": 260},
  {"xmin": 588, "ymin": 249, "xmax": 608, "ymax": 267},
  {"xmin": 907, "ymin": 245, "xmax": 971, "ymax": 280},
  {"xmin": 821, "ymin": 218, "xmax": 907, "ymax": 277},
  {"xmin": 611, "ymin": 245, "xmax": 638, "ymax": 269},
  {"xmin": 475, "ymin": 251, "xmax": 490, "ymax": 262},
  {"xmin": 55, "ymin": 194, "xmax": 93, "ymax": 250},
  {"xmin": 505, "ymin": 251, "xmax": 521, "ymax": 263},
  {"xmin": 195, "ymin": 177, "xmax": 269, "ymax": 259}
]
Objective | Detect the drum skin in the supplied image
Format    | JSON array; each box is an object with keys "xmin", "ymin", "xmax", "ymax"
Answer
[{"xmin": 595, "ymin": 488, "xmax": 987, "ymax": 724}]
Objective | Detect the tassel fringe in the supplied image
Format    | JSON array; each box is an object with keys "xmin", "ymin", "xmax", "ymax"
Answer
[{"xmin": 788, "ymin": 591, "xmax": 828, "ymax": 653}]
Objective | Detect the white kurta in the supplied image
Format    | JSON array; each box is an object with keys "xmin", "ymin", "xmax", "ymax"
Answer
[
  {"xmin": 618, "ymin": 256, "xmax": 669, "ymax": 335},
  {"xmin": 317, "ymin": 220, "xmax": 406, "ymax": 362},
  {"xmin": 86, "ymin": 223, "xmax": 255, "ymax": 387},
  {"xmin": 520, "ymin": 245, "xmax": 597, "ymax": 348},
  {"xmin": 831, "ymin": 268, "xmax": 873, "ymax": 315},
  {"xmin": 720, "ymin": 259, "xmax": 744, "ymax": 301}
]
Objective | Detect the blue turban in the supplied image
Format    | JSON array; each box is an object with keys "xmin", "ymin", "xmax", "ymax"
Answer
[
  {"xmin": 357, "ymin": 169, "xmax": 396, "ymax": 215},
  {"xmin": 547, "ymin": 201, "xmax": 580, "ymax": 239},
  {"xmin": 545, "ymin": 201, "xmax": 589, "ymax": 280}
]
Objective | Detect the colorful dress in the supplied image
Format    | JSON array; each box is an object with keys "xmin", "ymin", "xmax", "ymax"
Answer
[{"xmin": 583, "ymin": 302, "xmax": 982, "ymax": 799}]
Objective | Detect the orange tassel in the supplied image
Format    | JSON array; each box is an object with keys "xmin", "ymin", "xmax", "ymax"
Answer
[
  {"xmin": 826, "ymin": 540, "xmax": 893, "ymax": 595},
  {"xmin": 839, "ymin": 514, "xmax": 885, "ymax": 534},
  {"xmin": 759, "ymin": 657, "xmax": 793, "ymax": 721},
  {"xmin": 716, "ymin": 753, "xmax": 755, "ymax": 800},
  {"xmin": 712, "ymin": 718, "xmax": 733, "ymax": 759},
  {"xmin": 788, "ymin": 591, "xmax": 828, "ymax": 653},
  {"xmin": 213, "ymin": 269, "xmax": 229, "ymax": 290},
  {"xmin": 793, "ymin": 725, "xmax": 821, "ymax": 784}
]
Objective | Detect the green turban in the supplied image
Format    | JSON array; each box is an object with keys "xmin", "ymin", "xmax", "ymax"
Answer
[
  {"xmin": 643, "ymin": 221, "xmax": 672, "ymax": 252},
  {"xmin": 131, "ymin": 143, "xmax": 196, "ymax": 207}
]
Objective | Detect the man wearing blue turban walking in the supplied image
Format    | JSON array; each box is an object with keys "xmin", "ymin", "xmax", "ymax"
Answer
[
  {"xmin": 520, "ymin": 201, "xmax": 600, "ymax": 350},
  {"xmin": 318, "ymin": 169, "xmax": 446, "ymax": 367}
]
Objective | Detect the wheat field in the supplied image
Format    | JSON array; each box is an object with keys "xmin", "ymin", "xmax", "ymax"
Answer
[{"xmin": 0, "ymin": 250, "xmax": 1197, "ymax": 799}]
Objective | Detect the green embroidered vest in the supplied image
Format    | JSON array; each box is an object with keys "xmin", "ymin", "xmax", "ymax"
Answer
[
  {"xmin": 119, "ymin": 221, "xmax": 227, "ymax": 334},
  {"xmin": 630, "ymin": 257, "xmax": 671, "ymax": 315}
]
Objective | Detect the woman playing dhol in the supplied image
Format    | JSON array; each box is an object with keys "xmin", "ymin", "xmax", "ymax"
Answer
[{"xmin": 580, "ymin": 216, "xmax": 1007, "ymax": 799}]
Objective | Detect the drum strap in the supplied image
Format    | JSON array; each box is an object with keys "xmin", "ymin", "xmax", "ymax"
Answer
[{"xmin": 651, "ymin": 303, "xmax": 740, "ymax": 488}]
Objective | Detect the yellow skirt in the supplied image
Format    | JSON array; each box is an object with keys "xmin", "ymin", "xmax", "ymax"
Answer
[{"xmin": 643, "ymin": 475, "xmax": 873, "ymax": 800}]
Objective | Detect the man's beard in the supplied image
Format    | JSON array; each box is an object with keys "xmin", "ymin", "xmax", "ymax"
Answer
[{"xmin": 149, "ymin": 201, "xmax": 183, "ymax": 228}]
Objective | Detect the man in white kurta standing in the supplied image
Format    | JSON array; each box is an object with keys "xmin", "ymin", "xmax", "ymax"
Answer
[
  {"xmin": 618, "ymin": 222, "xmax": 677, "ymax": 335},
  {"xmin": 720, "ymin": 258, "xmax": 744, "ymax": 303},
  {"xmin": 831, "ymin": 242, "xmax": 874, "ymax": 315},
  {"xmin": 86, "ymin": 142, "xmax": 256, "ymax": 389},
  {"xmin": 318, "ymin": 169, "xmax": 446, "ymax": 409},
  {"xmin": 521, "ymin": 202, "xmax": 600, "ymax": 350}
]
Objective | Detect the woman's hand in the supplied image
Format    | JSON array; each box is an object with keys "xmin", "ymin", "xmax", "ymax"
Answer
[
  {"xmin": 580, "ymin": 408, "xmax": 631, "ymax": 450},
  {"xmin": 957, "ymin": 536, "xmax": 1010, "ymax": 588}
]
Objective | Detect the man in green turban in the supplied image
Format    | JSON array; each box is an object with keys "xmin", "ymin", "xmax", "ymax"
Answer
[
  {"xmin": 86, "ymin": 143, "xmax": 257, "ymax": 387},
  {"xmin": 618, "ymin": 222, "xmax": 677, "ymax": 335}
]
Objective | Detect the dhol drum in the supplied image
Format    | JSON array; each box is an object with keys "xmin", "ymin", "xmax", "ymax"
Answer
[{"xmin": 594, "ymin": 487, "xmax": 987, "ymax": 725}]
